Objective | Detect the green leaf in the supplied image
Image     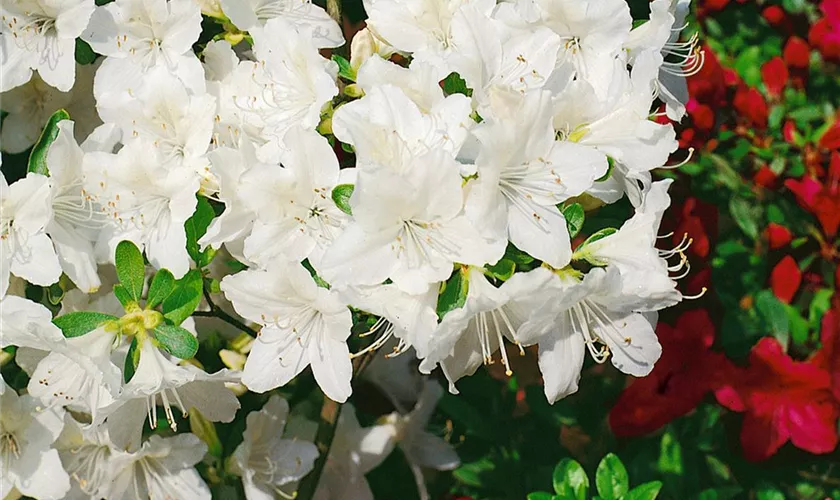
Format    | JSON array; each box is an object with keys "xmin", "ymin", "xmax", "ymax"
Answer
[
  {"xmin": 189, "ymin": 408, "xmax": 223, "ymax": 457},
  {"xmin": 124, "ymin": 337, "xmax": 140, "ymax": 383},
  {"xmin": 561, "ymin": 203, "xmax": 585, "ymax": 238},
  {"xmin": 437, "ymin": 267, "xmax": 469, "ymax": 320},
  {"xmin": 755, "ymin": 290, "xmax": 790, "ymax": 349},
  {"xmin": 696, "ymin": 487, "xmax": 744, "ymax": 500},
  {"xmin": 625, "ymin": 481, "xmax": 663, "ymax": 500},
  {"xmin": 485, "ymin": 258, "xmax": 515, "ymax": 281},
  {"xmin": 27, "ymin": 109, "xmax": 70, "ymax": 175},
  {"xmin": 441, "ymin": 72, "xmax": 472, "ymax": 97},
  {"xmin": 53, "ymin": 312, "xmax": 119, "ymax": 338},
  {"xmin": 113, "ymin": 284, "xmax": 134, "ymax": 309},
  {"xmin": 184, "ymin": 196, "xmax": 217, "ymax": 267},
  {"xmin": 553, "ymin": 458, "xmax": 589, "ymax": 500},
  {"xmin": 152, "ymin": 324, "xmax": 199, "ymax": 359},
  {"xmin": 526, "ymin": 493, "xmax": 556, "ymax": 500},
  {"xmin": 657, "ymin": 431, "xmax": 683, "ymax": 475},
  {"xmin": 438, "ymin": 393, "xmax": 495, "ymax": 440},
  {"xmin": 729, "ymin": 198, "xmax": 761, "ymax": 240},
  {"xmin": 75, "ymin": 38, "xmax": 96, "ymax": 64},
  {"xmin": 331, "ymin": 54, "xmax": 356, "ymax": 81},
  {"xmin": 595, "ymin": 453, "xmax": 629, "ymax": 500},
  {"xmin": 504, "ymin": 243, "xmax": 534, "ymax": 265},
  {"xmin": 755, "ymin": 484, "xmax": 785, "ymax": 500},
  {"xmin": 146, "ymin": 269, "xmax": 176, "ymax": 310},
  {"xmin": 453, "ymin": 458, "xmax": 495, "ymax": 487},
  {"xmin": 331, "ymin": 184, "xmax": 354, "ymax": 215},
  {"xmin": 581, "ymin": 227, "xmax": 618, "ymax": 247},
  {"xmin": 162, "ymin": 270, "xmax": 203, "ymax": 326},
  {"xmin": 115, "ymin": 240, "xmax": 146, "ymax": 304}
]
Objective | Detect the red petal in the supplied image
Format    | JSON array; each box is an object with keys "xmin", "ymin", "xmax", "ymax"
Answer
[
  {"xmin": 740, "ymin": 407, "xmax": 790, "ymax": 461},
  {"xmin": 787, "ymin": 401, "xmax": 840, "ymax": 454},
  {"xmin": 770, "ymin": 256, "xmax": 802, "ymax": 304},
  {"xmin": 783, "ymin": 36, "xmax": 811, "ymax": 69},
  {"xmin": 761, "ymin": 57, "xmax": 789, "ymax": 97},
  {"xmin": 765, "ymin": 223, "xmax": 793, "ymax": 249}
]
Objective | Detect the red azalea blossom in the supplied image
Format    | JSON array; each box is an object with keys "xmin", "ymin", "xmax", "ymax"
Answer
[
  {"xmin": 783, "ymin": 120, "xmax": 801, "ymax": 145},
  {"xmin": 810, "ymin": 0, "xmax": 840, "ymax": 62},
  {"xmin": 754, "ymin": 165, "xmax": 778, "ymax": 188},
  {"xmin": 785, "ymin": 152, "xmax": 840, "ymax": 237},
  {"xmin": 687, "ymin": 44, "xmax": 728, "ymax": 106},
  {"xmin": 783, "ymin": 36, "xmax": 811, "ymax": 69},
  {"xmin": 609, "ymin": 310, "xmax": 728, "ymax": 438},
  {"xmin": 671, "ymin": 197, "xmax": 718, "ymax": 259},
  {"xmin": 733, "ymin": 87, "xmax": 768, "ymax": 129},
  {"xmin": 765, "ymin": 223, "xmax": 793, "ymax": 249},
  {"xmin": 763, "ymin": 5, "xmax": 793, "ymax": 33},
  {"xmin": 819, "ymin": 118, "xmax": 840, "ymax": 150},
  {"xmin": 714, "ymin": 338, "xmax": 840, "ymax": 461},
  {"xmin": 770, "ymin": 255, "xmax": 802, "ymax": 304},
  {"xmin": 814, "ymin": 305, "xmax": 840, "ymax": 401},
  {"xmin": 761, "ymin": 57, "xmax": 788, "ymax": 97}
]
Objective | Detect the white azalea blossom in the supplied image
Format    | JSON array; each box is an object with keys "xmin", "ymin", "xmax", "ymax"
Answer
[
  {"xmin": 230, "ymin": 395, "xmax": 319, "ymax": 500},
  {"xmin": 221, "ymin": 262, "xmax": 354, "ymax": 402},
  {"xmin": 219, "ymin": 0, "xmax": 344, "ymax": 48},
  {"xmin": 0, "ymin": 0, "xmax": 95, "ymax": 92}
]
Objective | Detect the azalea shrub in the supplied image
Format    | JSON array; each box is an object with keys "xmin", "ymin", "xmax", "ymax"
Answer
[{"xmin": 0, "ymin": 0, "xmax": 838, "ymax": 498}]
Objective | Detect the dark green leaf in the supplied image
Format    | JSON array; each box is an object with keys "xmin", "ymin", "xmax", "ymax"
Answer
[
  {"xmin": 331, "ymin": 184, "xmax": 354, "ymax": 215},
  {"xmin": 595, "ymin": 453, "xmax": 629, "ymax": 500},
  {"xmin": 75, "ymin": 38, "xmax": 96, "ymax": 64},
  {"xmin": 27, "ymin": 109, "xmax": 70, "ymax": 175},
  {"xmin": 184, "ymin": 196, "xmax": 216, "ymax": 267},
  {"xmin": 527, "ymin": 493, "xmax": 556, "ymax": 500},
  {"xmin": 115, "ymin": 240, "xmax": 146, "ymax": 304},
  {"xmin": 442, "ymin": 72, "xmax": 472, "ymax": 97},
  {"xmin": 755, "ymin": 290, "xmax": 789, "ymax": 349},
  {"xmin": 553, "ymin": 458, "xmax": 589, "ymax": 500},
  {"xmin": 580, "ymin": 227, "xmax": 618, "ymax": 247},
  {"xmin": 153, "ymin": 324, "xmax": 199, "ymax": 359},
  {"xmin": 331, "ymin": 54, "xmax": 356, "ymax": 81},
  {"xmin": 146, "ymin": 269, "xmax": 176, "ymax": 310},
  {"xmin": 53, "ymin": 312, "xmax": 119, "ymax": 338},
  {"xmin": 162, "ymin": 270, "xmax": 203, "ymax": 326},
  {"xmin": 453, "ymin": 458, "xmax": 495, "ymax": 487},
  {"xmin": 437, "ymin": 267, "xmax": 469, "ymax": 320},
  {"xmin": 729, "ymin": 198, "xmax": 761, "ymax": 240},
  {"xmin": 504, "ymin": 243, "xmax": 534, "ymax": 265},
  {"xmin": 124, "ymin": 337, "xmax": 140, "ymax": 383},
  {"xmin": 625, "ymin": 481, "xmax": 663, "ymax": 500},
  {"xmin": 113, "ymin": 284, "xmax": 133, "ymax": 309},
  {"xmin": 485, "ymin": 258, "xmax": 515, "ymax": 281},
  {"xmin": 561, "ymin": 203, "xmax": 585, "ymax": 238},
  {"xmin": 438, "ymin": 393, "xmax": 495, "ymax": 440}
]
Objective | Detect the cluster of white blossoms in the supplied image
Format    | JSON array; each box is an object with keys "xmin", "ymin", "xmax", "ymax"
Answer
[{"xmin": 0, "ymin": 0, "xmax": 702, "ymax": 496}]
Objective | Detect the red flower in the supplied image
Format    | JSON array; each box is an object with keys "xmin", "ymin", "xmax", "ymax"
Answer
[
  {"xmin": 809, "ymin": 0, "xmax": 840, "ymax": 62},
  {"xmin": 783, "ymin": 36, "xmax": 812, "ymax": 69},
  {"xmin": 770, "ymin": 255, "xmax": 802, "ymax": 304},
  {"xmin": 609, "ymin": 310, "xmax": 729, "ymax": 437},
  {"xmin": 763, "ymin": 5, "xmax": 793, "ymax": 33},
  {"xmin": 819, "ymin": 118, "xmax": 840, "ymax": 150},
  {"xmin": 814, "ymin": 305, "xmax": 840, "ymax": 402},
  {"xmin": 754, "ymin": 165, "xmax": 778, "ymax": 188},
  {"xmin": 765, "ymin": 223, "xmax": 793, "ymax": 249},
  {"xmin": 714, "ymin": 338, "xmax": 840, "ymax": 461},
  {"xmin": 671, "ymin": 197, "xmax": 718, "ymax": 259},
  {"xmin": 687, "ymin": 44, "xmax": 727, "ymax": 106},
  {"xmin": 785, "ymin": 153, "xmax": 840, "ymax": 237},
  {"xmin": 733, "ymin": 87, "xmax": 768, "ymax": 129},
  {"xmin": 761, "ymin": 57, "xmax": 788, "ymax": 97},
  {"xmin": 783, "ymin": 120, "xmax": 801, "ymax": 145}
]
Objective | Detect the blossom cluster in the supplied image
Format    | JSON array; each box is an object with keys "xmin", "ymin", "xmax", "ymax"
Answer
[{"xmin": 1, "ymin": 0, "xmax": 699, "ymax": 496}]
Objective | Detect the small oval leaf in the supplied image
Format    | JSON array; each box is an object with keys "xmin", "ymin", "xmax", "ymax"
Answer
[
  {"xmin": 331, "ymin": 184, "xmax": 354, "ymax": 215},
  {"xmin": 28, "ymin": 109, "xmax": 70, "ymax": 175},
  {"xmin": 553, "ymin": 458, "xmax": 589, "ymax": 500},
  {"xmin": 146, "ymin": 269, "xmax": 176, "ymax": 310},
  {"xmin": 595, "ymin": 453, "xmax": 629, "ymax": 500},
  {"xmin": 153, "ymin": 324, "xmax": 199, "ymax": 359},
  {"xmin": 53, "ymin": 311, "xmax": 119, "ymax": 338},
  {"xmin": 115, "ymin": 241, "xmax": 146, "ymax": 304},
  {"xmin": 162, "ymin": 270, "xmax": 204, "ymax": 326},
  {"xmin": 561, "ymin": 203, "xmax": 585, "ymax": 238}
]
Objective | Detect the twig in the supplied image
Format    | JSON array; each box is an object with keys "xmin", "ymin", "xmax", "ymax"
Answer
[
  {"xmin": 193, "ymin": 288, "xmax": 259, "ymax": 337},
  {"xmin": 798, "ymin": 469, "xmax": 840, "ymax": 487}
]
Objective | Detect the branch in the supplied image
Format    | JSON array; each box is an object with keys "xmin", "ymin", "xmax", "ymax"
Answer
[{"xmin": 193, "ymin": 288, "xmax": 259, "ymax": 337}]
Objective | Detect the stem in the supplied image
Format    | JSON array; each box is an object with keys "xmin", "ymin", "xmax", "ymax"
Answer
[
  {"xmin": 295, "ymin": 350, "xmax": 378, "ymax": 500},
  {"xmin": 193, "ymin": 289, "xmax": 259, "ymax": 337}
]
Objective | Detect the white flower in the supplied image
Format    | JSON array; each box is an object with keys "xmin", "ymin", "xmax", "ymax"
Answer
[
  {"xmin": 349, "ymin": 27, "xmax": 397, "ymax": 72},
  {"xmin": 82, "ymin": 0, "xmax": 205, "ymax": 108},
  {"xmin": 219, "ymin": 0, "xmax": 343, "ymax": 48},
  {"xmin": 0, "ymin": 295, "xmax": 66, "ymax": 350},
  {"xmin": 84, "ymin": 139, "xmax": 201, "ymax": 278},
  {"xmin": 54, "ymin": 414, "xmax": 121, "ymax": 499},
  {"xmin": 230, "ymin": 395, "xmax": 319, "ymax": 500},
  {"xmin": 384, "ymin": 381, "xmax": 459, "ymax": 472},
  {"xmin": 221, "ymin": 262, "xmax": 354, "ymax": 402},
  {"xmin": 0, "ymin": 172, "xmax": 61, "ymax": 297},
  {"xmin": 0, "ymin": 64, "xmax": 99, "ymax": 154},
  {"xmin": 241, "ymin": 127, "xmax": 353, "ymax": 270},
  {"xmin": 515, "ymin": 266, "xmax": 664, "ymax": 403},
  {"xmin": 102, "ymin": 433, "xmax": 211, "ymax": 499},
  {"xmin": 0, "ymin": 382, "xmax": 70, "ymax": 500},
  {"xmin": 98, "ymin": 69, "xmax": 216, "ymax": 170},
  {"xmin": 467, "ymin": 90, "xmax": 607, "ymax": 268},
  {"xmin": 300, "ymin": 404, "xmax": 397, "ymax": 500},
  {"xmin": 236, "ymin": 18, "xmax": 338, "ymax": 153},
  {"xmin": 0, "ymin": 0, "xmax": 94, "ymax": 92},
  {"xmin": 45, "ymin": 121, "xmax": 118, "ymax": 293},
  {"xmin": 419, "ymin": 267, "xmax": 551, "ymax": 391},
  {"xmin": 100, "ymin": 341, "xmax": 240, "ymax": 450},
  {"xmin": 320, "ymin": 151, "xmax": 503, "ymax": 294}
]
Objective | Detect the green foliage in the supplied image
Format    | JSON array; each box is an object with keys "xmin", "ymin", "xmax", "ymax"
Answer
[
  {"xmin": 331, "ymin": 54, "xmax": 356, "ymax": 81},
  {"xmin": 146, "ymin": 269, "xmax": 176, "ymax": 310},
  {"xmin": 162, "ymin": 270, "xmax": 204, "ymax": 326},
  {"xmin": 124, "ymin": 337, "xmax": 140, "ymax": 383},
  {"xmin": 27, "ymin": 109, "xmax": 69, "ymax": 175},
  {"xmin": 528, "ymin": 454, "xmax": 662, "ymax": 500},
  {"xmin": 115, "ymin": 240, "xmax": 146, "ymax": 305},
  {"xmin": 437, "ymin": 266, "xmax": 470, "ymax": 320},
  {"xmin": 553, "ymin": 458, "xmax": 589, "ymax": 500},
  {"xmin": 595, "ymin": 453, "xmax": 630, "ymax": 499},
  {"xmin": 185, "ymin": 196, "xmax": 217, "ymax": 268},
  {"xmin": 562, "ymin": 202, "xmax": 586, "ymax": 238},
  {"xmin": 52, "ymin": 311, "xmax": 118, "ymax": 338},
  {"xmin": 152, "ymin": 324, "xmax": 199, "ymax": 359},
  {"xmin": 331, "ymin": 184, "xmax": 354, "ymax": 215}
]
